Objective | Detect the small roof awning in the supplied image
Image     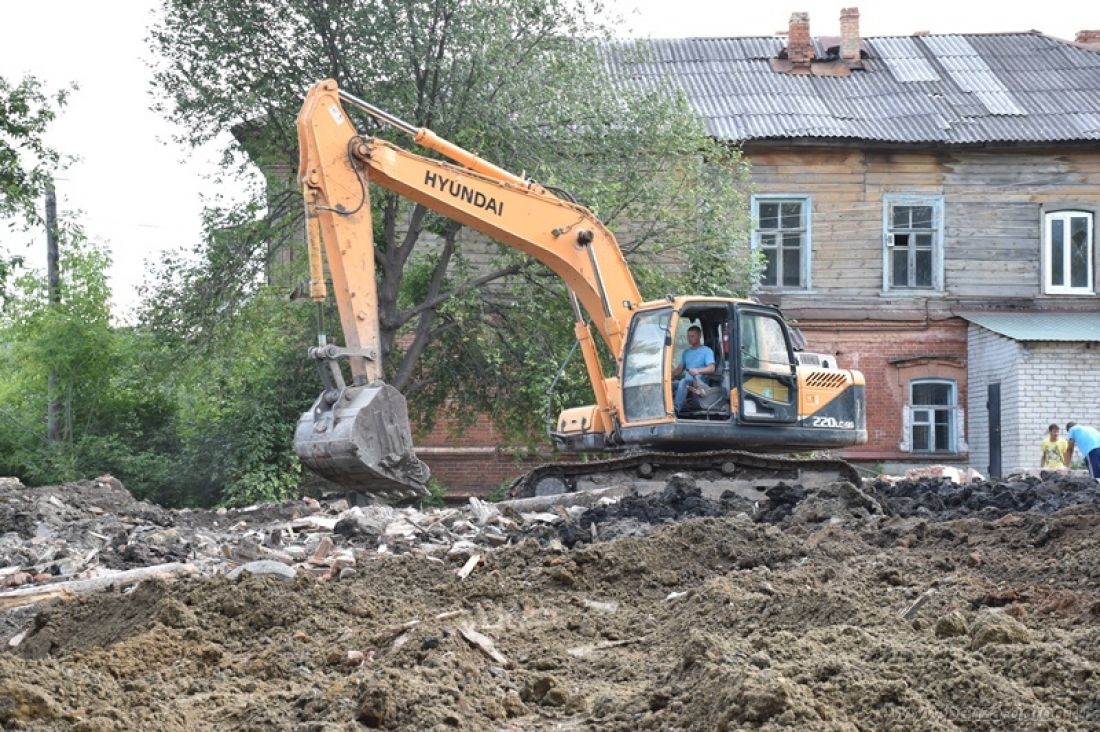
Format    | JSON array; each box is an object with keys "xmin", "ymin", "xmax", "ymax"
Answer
[{"xmin": 960, "ymin": 312, "xmax": 1100, "ymax": 342}]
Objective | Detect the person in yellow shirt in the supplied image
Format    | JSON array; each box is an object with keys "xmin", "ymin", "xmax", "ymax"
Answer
[{"xmin": 1040, "ymin": 423, "xmax": 1068, "ymax": 469}]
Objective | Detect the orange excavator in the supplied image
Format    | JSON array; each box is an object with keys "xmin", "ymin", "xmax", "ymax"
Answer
[{"xmin": 293, "ymin": 79, "xmax": 867, "ymax": 501}]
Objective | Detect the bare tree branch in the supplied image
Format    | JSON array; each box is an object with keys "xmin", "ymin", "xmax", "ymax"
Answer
[{"xmin": 394, "ymin": 261, "xmax": 527, "ymax": 329}]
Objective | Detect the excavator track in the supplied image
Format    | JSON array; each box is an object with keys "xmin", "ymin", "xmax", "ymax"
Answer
[{"xmin": 507, "ymin": 449, "xmax": 862, "ymax": 500}]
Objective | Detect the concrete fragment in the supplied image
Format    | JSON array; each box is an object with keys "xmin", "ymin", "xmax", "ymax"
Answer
[
  {"xmin": 446, "ymin": 540, "xmax": 478, "ymax": 560},
  {"xmin": 582, "ymin": 598, "xmax": 619, "ymax": 614},
  {"xmin": 227, "ymin": 561, "xmax": 297, "ymax": 581}
]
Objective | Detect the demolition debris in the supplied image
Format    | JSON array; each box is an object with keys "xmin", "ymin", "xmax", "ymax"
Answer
[{"xmin": 2, "ymin": 470, "xmax": 1099, "ymax": 729}]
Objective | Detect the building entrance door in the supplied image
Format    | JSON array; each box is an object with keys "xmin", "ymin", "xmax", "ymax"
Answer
[{"xmin": 987, "ymin": 383, "xmax": 1002, "ymax": 478}]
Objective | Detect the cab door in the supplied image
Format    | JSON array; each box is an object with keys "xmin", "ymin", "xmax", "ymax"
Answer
[
  {"xmin": 620, "ymin": 307, "xmax": 673, "ymax": 424},
  {"xmin": 734, "ymin": 305, "xmax": 798, "ymax": 424}
]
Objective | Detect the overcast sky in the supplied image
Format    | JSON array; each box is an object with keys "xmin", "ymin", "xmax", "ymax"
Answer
[{"xmin": 1, "ymin": 0, "xmax": 1094, "ymax": 318}]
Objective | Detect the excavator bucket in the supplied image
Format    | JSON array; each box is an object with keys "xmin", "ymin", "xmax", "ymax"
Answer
[{"xmin": 294, "ymin": 382, "xmax": 431, "ymax": 501}]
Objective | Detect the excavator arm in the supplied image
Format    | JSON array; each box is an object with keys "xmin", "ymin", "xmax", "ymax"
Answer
[{"xmin": 294, "ymin": 79, "xmax": 641, "ymax": 497}]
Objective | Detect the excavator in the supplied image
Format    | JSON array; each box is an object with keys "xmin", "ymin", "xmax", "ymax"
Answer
[{"xmin": 293, "ymin": 79, "xmax": 867, "ymax": 502}]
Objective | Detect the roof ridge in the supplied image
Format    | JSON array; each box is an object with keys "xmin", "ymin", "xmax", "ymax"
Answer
[{"xmin": 620, "ymin": 30, "xmax": 1058, "ymax": 42}]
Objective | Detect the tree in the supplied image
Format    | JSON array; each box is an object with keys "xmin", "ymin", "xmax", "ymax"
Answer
[
  {"xmin": 0, "ymin": 74, "xmax": 70, "ymax": 222},
  {"xmin": 0, "ymin": 225, "xmax": 178, "ymax": 489},
  {"xmin": 148, "ymin": 0, "xmax": 756, "ymax": 444},
  {"xmin": 0, "ymin": 74, "xmax": 70, "ymax": 301}
]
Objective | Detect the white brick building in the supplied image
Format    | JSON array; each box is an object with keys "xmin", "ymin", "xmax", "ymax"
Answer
[{"xmin": 965, "ymin": 314, "xmax": 1100, "ymax": 476}]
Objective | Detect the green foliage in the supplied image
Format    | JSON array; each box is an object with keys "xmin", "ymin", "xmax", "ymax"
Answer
[
  {"xmin": 0, "ymin": 228, "xmax": 177, "ymax": 489},
  {"xmin": 0, "ymin": 74, "xmax": 70, "ymax": 224},
  {"xmin": 485, "ymin": 480, "xmax": 511, "ymax": 503},
  {"xmin": 1, "ymin": 1, "xmax": 763, "ymax": 507},
  {"xmin": 416, "ymin": 478, "xmax": 448, "ymax": 510},
  {"xmin": 160, "ymin": 289, "xmax": 314, "ymax": 507},
  {"xmin": 0, "ymin": 213, "xmax": 316, "ymax": 507},
  {"xmin": 1, "ymin": 74, "xmax": 70, "ymax": 306}
]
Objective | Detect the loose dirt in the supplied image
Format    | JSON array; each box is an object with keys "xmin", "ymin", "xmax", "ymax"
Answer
[{"xmin": 2, "ymin": 472, "xmax": 1099, "ymax": 730}]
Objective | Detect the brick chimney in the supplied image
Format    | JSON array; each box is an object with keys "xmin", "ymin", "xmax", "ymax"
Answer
[
  {"xmin": 1076, "ymin": 29, "xmax": 1100, "ymax": 50},
  {"xmin": 840, "ymin": 7, "xmax": 861, "ymax": 63},
  {"xmin": 787, "ymin": 12, "xmax": 814, "ymax": 67}
]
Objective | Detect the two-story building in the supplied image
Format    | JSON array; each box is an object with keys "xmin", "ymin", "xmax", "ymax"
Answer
[{"xmin": 607, "ymin": 9, "xmax": 1100, "ymax": 476}]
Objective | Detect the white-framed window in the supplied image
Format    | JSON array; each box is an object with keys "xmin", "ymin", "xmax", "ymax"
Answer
[
  {"xmin": 752, "ymin": 195, "xmax": 811, "ymax": 290},
  {"xmin": 1043, "ymin": 210, "xmax": 1093, "ymax": 294},
  {"xmin": 902, "ymin": 379, "xmax": 963, "ymax": 453},
  {"xmin": 882, "ymin": 195, "xmax": 944, "ymax": 292}
]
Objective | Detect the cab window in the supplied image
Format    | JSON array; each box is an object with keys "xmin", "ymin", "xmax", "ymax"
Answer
[{"xmin": 622, "ymin": 309, "xmax": 671, "ymax": 421}]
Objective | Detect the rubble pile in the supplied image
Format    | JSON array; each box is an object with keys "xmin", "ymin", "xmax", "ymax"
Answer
[
  {"xmin": 0, "ymin": 468, "xmax": 1098, "ymax": 729},
  {"xmin": 0, "ymin": 477, "xmax": 576, "ymax": 599},
  {"xmin": 4, "ymin": 469, "xmax": 1099, "ymax": 600},
  {"xmin": 876, "ymin": 471, "xmax": 1100, "ymax": 521}
]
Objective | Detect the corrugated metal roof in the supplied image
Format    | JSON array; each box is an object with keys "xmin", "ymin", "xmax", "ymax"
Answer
[
  {"xmin": 603, "ymin": 32, "xmax": 1100, "ymax": 143},
  {"xmin": 961, "ymin": 313, "xmax": 1100, "ymax": 341}
]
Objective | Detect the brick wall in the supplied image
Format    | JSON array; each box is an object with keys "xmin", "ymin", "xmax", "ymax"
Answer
[
  {"xmin": 1018, "ymin": 341, "xmax": 1100, "ymax": 472},
  {"xmin": 967, "ymin": 326, "xmax": 1100, "ymax": 475},
  {"xmin": 799, "ymin": 318, "xmax": 968, "ymax": 464},
  {"xmin": 414, "ymin": 413, "xmax": 553, "ymax": 496}
]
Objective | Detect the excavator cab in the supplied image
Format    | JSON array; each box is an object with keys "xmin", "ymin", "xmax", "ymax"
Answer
[
  {"xmin": 602, "ymin": 297, "xmax": 853, "ymax": 454},
  {"xmin": 670, "ymin": 306, "xmax": 734, "ymax": 418}
]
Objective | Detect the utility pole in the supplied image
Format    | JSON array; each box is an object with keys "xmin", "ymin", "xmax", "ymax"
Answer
[{"xmin": 45, "ymin": 182, "xmax": 62, "ymax": 444}]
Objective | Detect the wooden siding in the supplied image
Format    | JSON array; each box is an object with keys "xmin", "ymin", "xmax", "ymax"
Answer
[{"xmin": 745, "ymin": 145, "xmax": 1100, "ymax": 321}]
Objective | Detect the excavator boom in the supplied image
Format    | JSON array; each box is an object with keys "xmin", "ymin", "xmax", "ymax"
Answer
[{"xmin": 294, "ymin": 80, "xmax": 641, "ymax": 497}]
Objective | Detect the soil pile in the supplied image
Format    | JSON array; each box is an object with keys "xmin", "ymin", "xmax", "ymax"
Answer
[{"xmin": 1, "ymin": 472, "xmax": 1099, "ymax": 730}]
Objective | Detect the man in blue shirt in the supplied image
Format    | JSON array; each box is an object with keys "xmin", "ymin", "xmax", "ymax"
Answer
[
  {"xmin": 673, "ymin": 325, "xmax": 716, "ymax": 412},
  {"xmin": 1065, "ymin": 421, "xmax": 1100, "ymax": 479}
]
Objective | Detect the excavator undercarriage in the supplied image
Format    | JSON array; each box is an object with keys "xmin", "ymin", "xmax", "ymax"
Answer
[{"xmin": 507, "ymin": 450, "xmax": 862, "ymax": 500}]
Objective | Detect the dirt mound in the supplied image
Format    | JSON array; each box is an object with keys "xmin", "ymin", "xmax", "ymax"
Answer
[
  {"xmin": 3, "ymin": 471, "xmax": 1100, "ymax": 729},
  {"xmin": 1, "ymin": 498, "xmax": 1098, "ymax": 729}
]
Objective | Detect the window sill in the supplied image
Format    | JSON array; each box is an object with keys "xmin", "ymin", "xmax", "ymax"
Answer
[
  {"xmin": 756, "ymin": 288, "xmax": 817, "ymax": 295},
  {"xmin": 879, "ymin": 290, "xmax": 943, "ymax": 298},
  {"xmin": 1042, "ymin": 288, "xmax": 1096, "ymax": 296},
  {"xmin": 909, "ymin": 451, "xmax": 967, "ymax": 458}
]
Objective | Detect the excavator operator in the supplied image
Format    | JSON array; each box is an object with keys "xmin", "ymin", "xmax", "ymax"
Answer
[{"xmin": 672, "ymin": 325, "xmax": 716, "ymax": 412}]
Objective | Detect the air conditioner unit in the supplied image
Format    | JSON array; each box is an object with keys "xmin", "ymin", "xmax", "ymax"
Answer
[{"xmin": 796, "ymin": 352, "xmax": 837, "ymax": 369}]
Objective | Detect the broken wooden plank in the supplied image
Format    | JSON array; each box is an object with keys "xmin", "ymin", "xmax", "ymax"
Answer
[
  {"xmin": 498, "ymin": 485, "xmax": 632, "ymax": 513},
  {"xmin": 310, "ymin": 536, "xmax": 335, "ymax": 565},
  {"xmin": 566, "ymin": 638, "xmax": 644, "ymax": 658},
  {"xmin": 434, "ymin": 609, "xmax": 466, "ymax": 621},
  {"xmin": 0, "ymin": 563, "xmax": 199, "ymax": 610},
  {"xmin": 456, "ymin": 554, "xmax": 480, "ymax": 579},
  {"xmin": 458, "ymin": 625, "xmax": 512, "ymax": 668},
  {"xmin": 901, "ymin": 589, "xmax": 935, "ymax": 621},
  {"xmin": 468, "ymin": 497, "xmax": 499, "ymax": 526}
]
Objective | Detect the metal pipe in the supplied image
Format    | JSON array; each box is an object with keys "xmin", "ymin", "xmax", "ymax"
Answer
[
  {"xmin": 585, "ymin": 241, "xmax": 613, "ymax": 319},
  {"xmin": 569, "ymin": 291, "xmax": 584, "ymax": 322},
  {"xmin": 338, "ymin": 90, "xmax": 418, "ymax": 136}
]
